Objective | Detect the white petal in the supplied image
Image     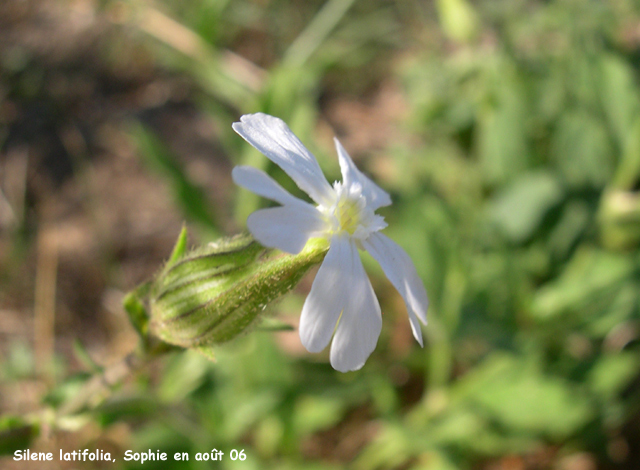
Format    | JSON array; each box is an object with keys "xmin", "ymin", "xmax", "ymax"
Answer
[
  {"xmin": 232, "ymin": 166, "xmax": 306, "ymax": 207},
  {"xmin": 363, "ymin": 232, "xmax": 428, "ymax": 346},
  {"xmin": 247, "ymin": 205, "xmax": 326, "ymax": 254},
  {"xmin": 329, "ymin": 237, "xmax": 382, "ymax": 372},
  {"xmin": 334, "ymin": 138, "xmax": 392, "ymax": 210},
  {"xmin": 299, "ymin": 235, "xmax": 353, "ymax": 353},
  {"xmin": 233, "ymin": 113, "xmax": 335, "ymax": 206}
]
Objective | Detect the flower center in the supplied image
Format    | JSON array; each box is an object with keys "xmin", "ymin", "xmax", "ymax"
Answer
[
  {"xmin": 320, "ymin": 182, "xmax": 387, "ymax": 240},
  {"xmin": 336, "ymin": 197, "xmax": 363, "ymax": 235}
]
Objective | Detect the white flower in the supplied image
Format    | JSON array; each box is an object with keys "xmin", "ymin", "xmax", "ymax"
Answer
[{"xmin": 232, "ymin": 113, "xmax": 428, "ymax": 372}]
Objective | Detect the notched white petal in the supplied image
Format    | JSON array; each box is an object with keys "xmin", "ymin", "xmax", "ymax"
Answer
[
  {"xmin": 329, "ymin": 237, "xmax": 382, "ymax": 372},
  {"xmin": 233, "ymin": 113, "xmax": 334, "ymax": 205},
  {"xmin": 299, "ymin": 235, "xmax": 352, "ymax": 353},
  {"xmin": 247, "ymin": 205, "xmax": 325, "ymax": 254},
  {"xmin": 334, "ymin": 138, "xmax": 392, "ymax": 210},
  {"xmin": 363, "ymin": 232, "xmax": 428, "ymax": 346}
]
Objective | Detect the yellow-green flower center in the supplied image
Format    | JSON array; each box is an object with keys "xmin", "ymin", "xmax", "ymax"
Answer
[{"xmin": 336, "ymin": 197, "xmax": 362, "ymax": 235}]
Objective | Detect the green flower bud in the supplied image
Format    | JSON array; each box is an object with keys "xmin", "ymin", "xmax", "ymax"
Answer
[{"xmin": 146, "ymin": 232, "xmax": 328, "ymax": 355}]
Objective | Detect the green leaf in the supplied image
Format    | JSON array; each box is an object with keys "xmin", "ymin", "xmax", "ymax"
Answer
[
  {"xmin": 489, "ymin": 171, "xmax": 563, "ymax": 243},
  {"xmin": 168, "ymin": 225, "xmax": 189, "ymax": 265},
  {"xmin": 42, "ymin": 372, "xmax": 93, "ymax": 408},
  {"xmin": 355, "ymin": 424, "xmax": 413, "ymax": 470},
  {"xmin": 551, "ymin": 111, "xmax": 613, "ymax": 188},
  {"xmin": 547, "ymin": 200, "xmax": 590, "ymax": 259},
  {"xmin": 588, "ymin": 352, "xmax": 640, "ymax": 400},
  {"xmin": 598, "ymin": 54, "xmax": 640, "ymax": 150},
  {"xmin": 293, "ymin": 395, "xmax": 345, "ymax": 435},
  {"xmin": 422, "ymin": 406, "xmax": 538, "ymax": 456},
  {"xmin": 477, "ymin": 64, "xmax": 530, "ymax": 185},
  {"xmin": 96, "ymin": 397, "xmax": 160, "ymax": 428},
  {"xmin": 454, "ymin": 354, "xmax": 593, "ymax": 439},
  {"xmin": 283, "ymin": 0, "xmax": 358, "ymax": 68},
  {"xmin": 586, "ymin": 283, "xmax": 637, "ymax": 338},
  {"xmin": 612, "ymin": 118, "xmax": 640, "ymax": 190},
  {"xmin": 531, "ymin": 248, "xmax": 634, "ymax": 320},
  {"xmin": 159, "ymin": 350, "xmax": 210, "ymax": 401},
  {"xmin": 427, "ymin": 407, "xmax": 487, "ymax": 446}
]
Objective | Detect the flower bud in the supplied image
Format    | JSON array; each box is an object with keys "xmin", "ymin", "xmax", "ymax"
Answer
[{"xmin": 147, "ymin": 233, "xmax": 328, "ymax": 353}]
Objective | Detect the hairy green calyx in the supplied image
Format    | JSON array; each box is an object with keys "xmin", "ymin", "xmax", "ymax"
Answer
[{"xmin": 125, "ymin": 229, "xmax": 328, "ymax": 359}]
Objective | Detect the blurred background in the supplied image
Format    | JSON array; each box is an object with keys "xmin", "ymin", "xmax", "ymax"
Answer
[{"xmin": 2, "ymin": 0, "xmax": 640, "ymax": 469}]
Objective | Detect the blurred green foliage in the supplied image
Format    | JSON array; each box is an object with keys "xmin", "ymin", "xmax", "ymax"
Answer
[{"xmin": 3, "ymin": 0, "xmax": 640, "ymax": 469}]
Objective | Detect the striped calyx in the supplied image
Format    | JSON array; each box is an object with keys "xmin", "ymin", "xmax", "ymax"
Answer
[{"xmin": 148, "ymin": 232, "xmax": 328, "ymax": 353}]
